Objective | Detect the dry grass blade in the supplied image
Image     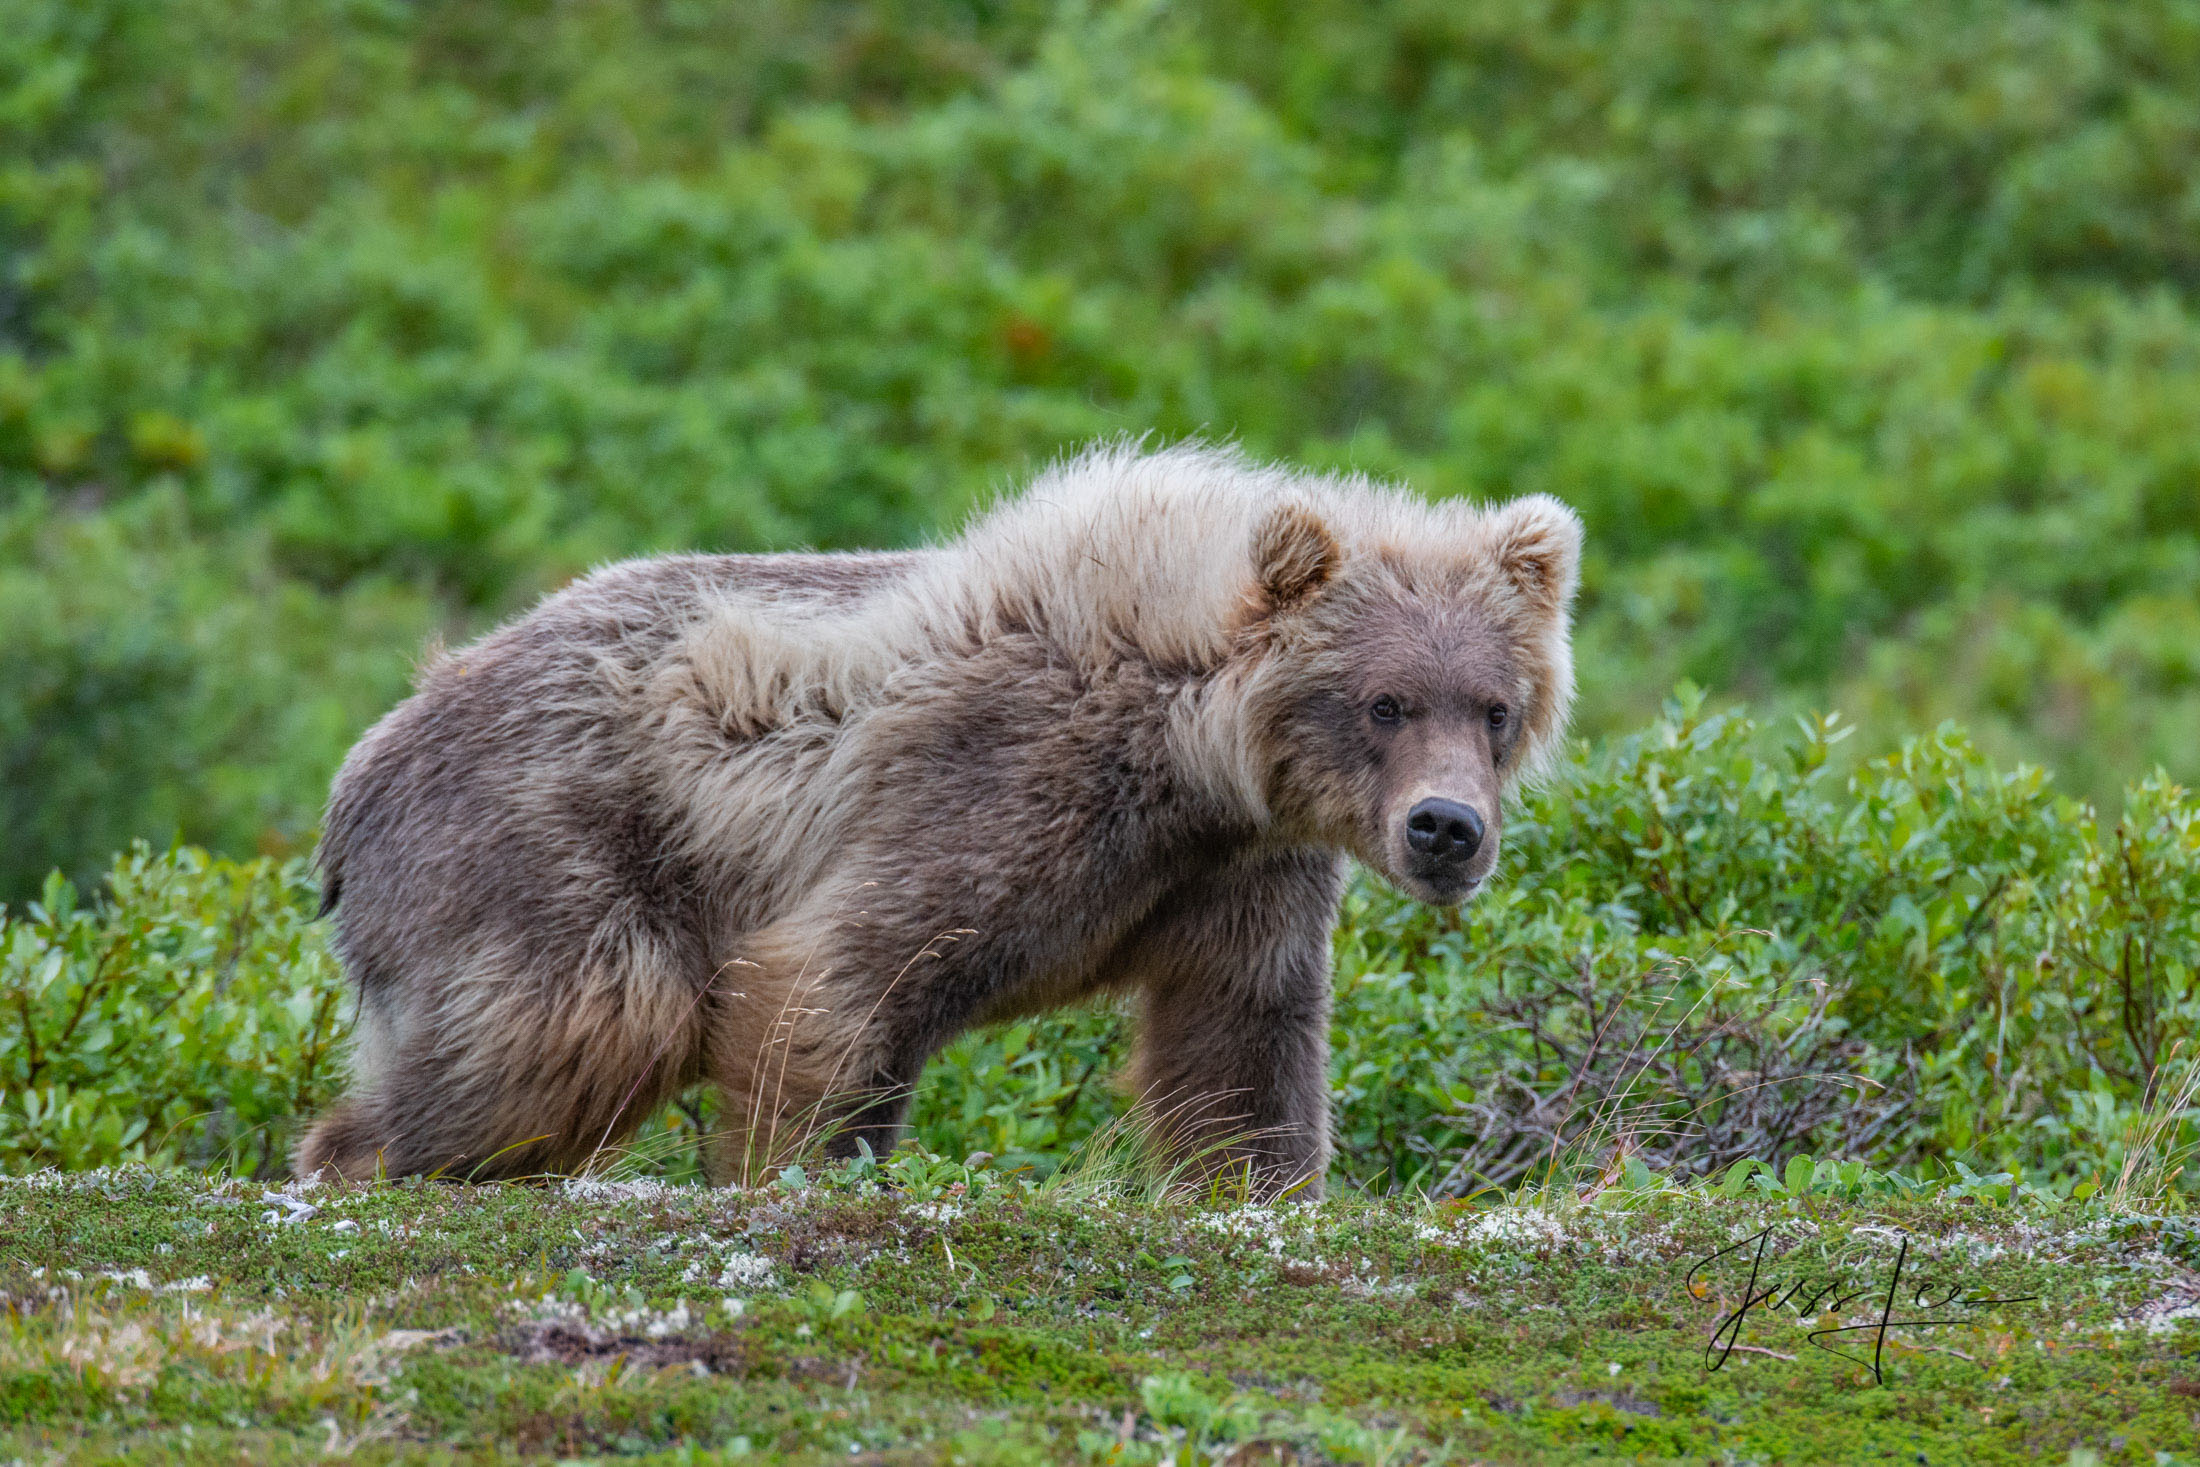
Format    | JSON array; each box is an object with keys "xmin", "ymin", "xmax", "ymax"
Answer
[
  {"xmin": 1039, "ymin": 1087, "xmax": 1311, "ymax": 1206},
  {"xmin": 2106, "ymin": 1039, "xmax": 2200, "ymax": 1213}
]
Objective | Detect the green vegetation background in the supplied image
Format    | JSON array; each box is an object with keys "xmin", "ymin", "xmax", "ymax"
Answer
[
  {"xmin": 3, "ymin": 2, "xmax": 2199, "ymax": 1197},
  {"xmin": 7, "ymin": 0, "xmax": 2200, "ymax": 898},
  {"xmin": 9, "ymin": 698, "xmax": 2197, "ymax": 1199}
]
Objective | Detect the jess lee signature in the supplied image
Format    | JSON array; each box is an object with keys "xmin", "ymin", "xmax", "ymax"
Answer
[{"xmin": 1685, "ymin": 1227, "xmax": 2037, "ymax": 1384}]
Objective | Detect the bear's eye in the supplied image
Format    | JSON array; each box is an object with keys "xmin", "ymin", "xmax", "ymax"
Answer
[
  {"xmin": 1369, "ymin": 695, "xmax": 1404, "ymax": 726},
  {"xmin": 1488, "ymin": 704, "xmax": 1509, "ymax": 731}
]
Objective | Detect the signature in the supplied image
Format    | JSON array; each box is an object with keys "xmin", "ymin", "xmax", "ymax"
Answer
[{"xmin": 1685, "ymin": 1227, "xmax": 2037, "ymax": 1384}]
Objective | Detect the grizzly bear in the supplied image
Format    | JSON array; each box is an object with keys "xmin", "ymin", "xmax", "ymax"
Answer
[{"xmin": 296, "ymin": 443, "xmax": 1581, "ymax": 1197}]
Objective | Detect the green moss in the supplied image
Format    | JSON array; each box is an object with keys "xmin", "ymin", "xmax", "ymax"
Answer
[{"xmin": 2, "ymin": 1170, "xmax": 2193, "ymax": 1463}]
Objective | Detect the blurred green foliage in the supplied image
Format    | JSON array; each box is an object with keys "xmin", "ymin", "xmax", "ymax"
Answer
[
  {"xmin": 9, "ymin": 705, "xmax": 2191, "ymax": 1196},
  {"xmin": 4, "ymin": 0, "xmax": 2200, "ymax": 895}
]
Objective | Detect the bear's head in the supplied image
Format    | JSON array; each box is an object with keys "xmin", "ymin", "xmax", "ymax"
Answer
[{"xmin": 1239, "ymin": 492, "xmax": 1582, "ymax": 904}]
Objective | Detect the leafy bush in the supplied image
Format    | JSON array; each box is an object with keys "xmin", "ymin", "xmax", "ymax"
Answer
[
  {"xmin": 5, "ymin": 0, "xmax": 2200, "ymax": 893},
  {"xmin": 0, "ymin": 846, "xmax": 343, "ymax": 1174},
  {"xmin": 1329, "ymin": 690, "xmax": 2200, "ymax": 1195},
  {"xmin": 7, "ymin": 703, "xmax": 2192, "ymax": 1197},
  {"xmin": 905, "ymin": 1004, "xmax": 1127, "ymax": 1180}
]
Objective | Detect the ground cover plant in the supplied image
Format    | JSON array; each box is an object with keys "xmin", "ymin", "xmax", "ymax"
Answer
[
  {"xmin": 7, "ymin": 0, "xmax": 2200, "ymax": 896},
  {"xmin": 3, "ymin": 1163, "xmax": 2199, "ymax": 1463}
]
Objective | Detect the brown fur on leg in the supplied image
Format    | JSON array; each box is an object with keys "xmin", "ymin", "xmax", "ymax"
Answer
[
  {"xmin": 293, "ymin": 1100, "xmax": 387, "ymax": 1182},
  {"xmin": 697, "ymin": 922, "xmax": 921, "ymax": 1184},
  {"xmin": 1119, "ymin": 849, "xmax": 1346, "ymax": 1200},
  {"xmin": 306, "ymin": 932, "xmax": 711, "ymax": 1181}
]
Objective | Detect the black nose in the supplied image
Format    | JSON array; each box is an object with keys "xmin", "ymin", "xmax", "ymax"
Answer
[{"xmin": 1406, "ymin": 798, "xmax": 1484, "ymax": 862}]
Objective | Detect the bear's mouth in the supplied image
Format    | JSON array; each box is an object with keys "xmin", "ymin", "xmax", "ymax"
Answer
[{"xmin": 1397, "ymin": 869, "xmax": 1483, "ymax": 906}]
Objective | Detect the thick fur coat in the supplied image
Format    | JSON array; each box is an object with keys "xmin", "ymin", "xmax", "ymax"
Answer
[{"xmin": 298, "ymin": 443, "xmax": 1582, "ymax": 1194}]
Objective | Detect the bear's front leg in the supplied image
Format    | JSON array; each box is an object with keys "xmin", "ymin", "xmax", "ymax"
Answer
[{"xmin": 1123, "ymin": 848, "xmax": 1346, "ymax": 1200}]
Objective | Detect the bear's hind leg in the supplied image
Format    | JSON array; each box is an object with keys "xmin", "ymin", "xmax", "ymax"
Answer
[
  {"xmin": 699, "ymin": 929, "xmax": 931, "ymax": 1184},
  {"xmin": 294, "ymin": 1099, "xmax": 386, "ymax": 1182},
  {"xmin": 297, "ymin": 938, "xmax": 708, "ymax": 1181}
]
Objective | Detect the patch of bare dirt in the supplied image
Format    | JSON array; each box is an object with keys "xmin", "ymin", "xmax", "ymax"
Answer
[{"xmin": 500, "ymin": 1320, "xmax": 747, "ymax": 1373}]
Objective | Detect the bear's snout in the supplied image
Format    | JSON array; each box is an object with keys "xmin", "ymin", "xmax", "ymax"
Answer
[
  {"xmin": 1405, "ymin": 797, "xmax": 1483, "ymax": 863},
  {"xmin": 1402, "ymin": 797, "xmax": 1490, "ymax": 901}
]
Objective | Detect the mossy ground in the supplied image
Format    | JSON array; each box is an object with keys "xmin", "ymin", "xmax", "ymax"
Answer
[{"xmin": 3, "ymin": 1169, "xmax": 2196, "ymax": 1464}]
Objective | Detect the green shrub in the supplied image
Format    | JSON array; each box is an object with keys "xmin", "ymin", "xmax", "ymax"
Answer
[
  {"xmin": 4, "ymin": 0, "xmax": 2200, "ymax": 892},
  {"xmin": 906, "ymin": 1004, "xmax": 1128, "ymax": 1181},
  {"xmin": 0, "ymin": 846, "xmax": 343, "ymax": 1175},
  {"xmin": 1327, "ymin": 690, "xmax": 2200, "ymax": 1195},
  {"xmin": 7, "ymin": 702, "xmax": 2192, "ymax": 1196}
]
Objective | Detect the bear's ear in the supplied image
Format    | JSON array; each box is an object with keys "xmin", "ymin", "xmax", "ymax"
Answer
[
  {"xmin": 1487, "ymin": 494, "xmax": 1583, "ymax": 617},
  {"xmin": 1251, "ymin": 503, "xmax": 1342, "ymax": 614}
]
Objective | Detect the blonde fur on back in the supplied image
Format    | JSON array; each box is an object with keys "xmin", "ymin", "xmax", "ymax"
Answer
[{"xmin": 642, "ymin": 442, "xmax": 1576, "ymax": 882}]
